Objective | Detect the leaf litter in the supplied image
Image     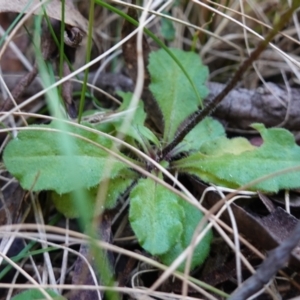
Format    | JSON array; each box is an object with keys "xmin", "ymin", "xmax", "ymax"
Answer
[
  {"xmin": 0, "ymin": 1, "xmax": 298, "ymax": 294},
  {"xmin": 0, "ymin": 0, "xmax": 88, "ymax": 32}
]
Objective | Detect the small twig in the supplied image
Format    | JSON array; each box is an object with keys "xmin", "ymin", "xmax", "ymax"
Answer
[
  {"xmin": 62, "ymin": 61, "xmax": 77, "ymax": 118},
  {"xmin": 229, "ymin": 221, "xmax": 300, "ymax": 300},
  {"xmin": 0, "ymin": 64, "xmax": 38, "ymax": 112},
  {"xmin": 161, "ymin": 1, "xmax": 300, "ymax": 159}
]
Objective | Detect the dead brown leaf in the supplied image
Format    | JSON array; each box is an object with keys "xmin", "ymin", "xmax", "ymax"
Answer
[
  {"xmin": 0, "ymin": 0, "xmax": 88, "ymax": 33},
  {"xmin": 192, "ymin": 179, "xmax": 300, "ymax": 269}
]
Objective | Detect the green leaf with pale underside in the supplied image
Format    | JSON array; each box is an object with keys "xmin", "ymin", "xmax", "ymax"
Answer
[
  {"xmin": 161, "ymin": 12, "xmax": 175, "ymax": 41},
  {"xmin": 174, "ymin": 117, "xmax": 225, "ymax": 155},
  {"xmin": 148, "ymin": 48, "xmax": 209, "ymax": 143},
  {"xmin": 3, "ymin": 122, "xmax": 126, "ymax": 194},
  {"xmin": 199, "ymin": 136, "xmax": 255, "ymax": 155},
  {"xmin": 113, "ymin": 92, "xmax": 159, "ymax": 146},
  {"xmin": 174, "ymin": 124, "xmax": 300, "ymax": 192},
  {"xmin": 159, "ymin": 198, "xmax": 212, "ymax": 271},
  {"xmin": 129, "ymin": 177, "xmax": 185, "ymax": 255}
]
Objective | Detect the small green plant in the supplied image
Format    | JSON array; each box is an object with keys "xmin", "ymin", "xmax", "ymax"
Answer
[
  {"xmin": 11, "ymin": 288, "xmax": 66, "ymax": 300},
  {"xmin": 4, "ymin": 48, "xmax": 300, "ymax": 271}
]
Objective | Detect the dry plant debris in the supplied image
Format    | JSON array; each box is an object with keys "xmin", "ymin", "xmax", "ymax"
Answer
[{"xmin": 1, "ymin": 1, "xmax": 300, "ymax": 300}]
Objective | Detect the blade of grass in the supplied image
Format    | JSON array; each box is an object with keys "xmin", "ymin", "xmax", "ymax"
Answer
[
  {"xmin": 34, "ymin": 9, "xmax": 120, "ymax": 299},
  {"xmin": 42, "ymin": 8, "xmax": 95, "ymax": 111},
  {"xmin": 59, "ymin": 0, "xmax": 66, "ymax": 98},
  {"xmin": 0, "ymin": 213, "xmax": 63, "ymax": 280},
  {"xmin": 77, "ymin": 0, "xmax": 95, "ymax": 123},
  {"xmin": 0, "ymin": 0, "xmax": 33, "ymax": 47},
  {"xmin": 0, "ymin": 244, "xmax": 58, "ymax": 280}
]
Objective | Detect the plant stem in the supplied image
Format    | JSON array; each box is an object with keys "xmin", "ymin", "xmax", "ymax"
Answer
[{"xmin": 162, "ymin": 1, "xmax": 300, "ymax": 159}]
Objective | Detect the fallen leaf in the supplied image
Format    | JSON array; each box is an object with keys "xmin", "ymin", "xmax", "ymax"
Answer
[
  {"xmin": 192, "ymin": 179, "xmax": 300, "ymax": 269},
  {"xmin": 271, "ymin": 191, "xmax": 300, "ymax": 208},
  {"xmin": 0, "ymin": 0, "xmax": 88, "ymax": 33}
]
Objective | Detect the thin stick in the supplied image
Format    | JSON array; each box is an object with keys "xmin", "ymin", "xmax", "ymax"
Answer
[{"xmin": 229, "ymin": 221, "xmax": 300, "ymax": 300}]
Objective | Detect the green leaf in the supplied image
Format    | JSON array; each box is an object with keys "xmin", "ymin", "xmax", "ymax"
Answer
[
  {"xmin": 159, "ymin": 199, "xmax": 212, "ymax": 271},
  {"xmin": 52, "ymin": 169, "xmax": 137, "ymax": 218},
  {"xmin": 96, "ymin": 1, "xmax": 203, "ymax": 108},
  {"xmin": 174, "ymin": 117, "xmax": 225, "ymax": 155},
  {"xmin": 11, "ymin": 289, "xmax": 66, "ymax": 300},
  {"xmin": 129, "ymin": 124, "xmax": 160, "ymax": 148},
  {"xmin": 52, "ymin": 188, "xmax": 99, "ymax": 219},
  {"xmin": 3, "ymin": 121, "xmax": 126, "ymax": 194},
  {"xmin": 104, "ymin": 168, "xmax": 138, "ymax": 208},
  {"xmin": 113, "ymin": 92, "xmax": 160, "ymax": 146},
  {"xmin": 92, "ymin": 120, "xmax": 115, "ymax": 134},
  {"xmin": 129, "ymin": 177, "xmax": 185, "ymax": 255},
  {"xmin": 117, "ymin": 92, "xmax": 147, "ymax": 124},
  {"xmin": 174, "ymin": 124, "xmax": 300, "ymax": 192},
  {"xmin": 199, "ymin": 136, "xmax": 255, "ymax": 155},
  {"xmin": 161, "ymin": 13, "xmax": 175, "ymax": 41},
  {"xmin": 148, "ymin": 48, "xmax": 209, "ymax": 143}
]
